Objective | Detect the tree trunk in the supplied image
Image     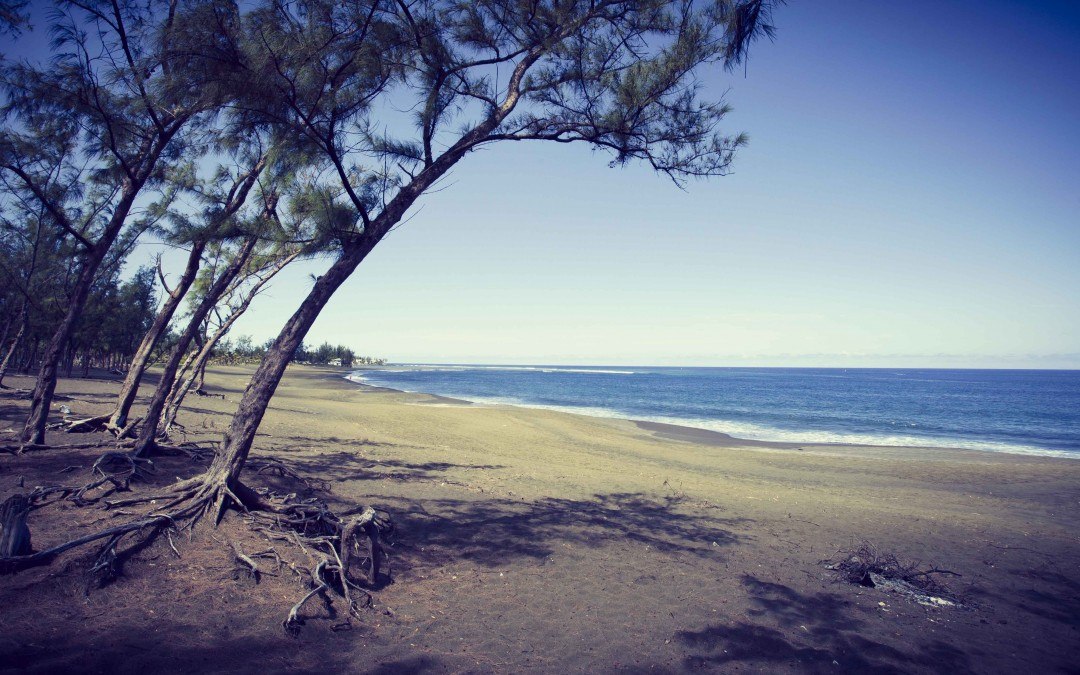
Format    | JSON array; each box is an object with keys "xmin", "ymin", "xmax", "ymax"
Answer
[
  {"xmin": 205, "ymin": 109, "xmax": 493, "ymax": 497},
  {"xmin": 162, "ymin": 315, "xmax": 232, "ymax": 432},
  {"xmin": 132, "ymin": 237, "xmax": 258, "ymax": 456},
  {"xmin": 0, "ymin": 494, "xmax": 32, "ymax": 558},
  {"xmin": 0, "ymin": 315, "xmax": 11, "ymax": 358},
  {"xmin": 0, "ymin": 303, "xmax": 28, "ymax": 388},
  {"xmin": 161, "ymin": 249, "xmax": 297, "ymax": 433},
  {"xmin": 21, "ymin": 185, "xmax": 140, "ymax": 446},
  {"xmin": 21, "ymin": 339, "xmax": 38, "ymax": 374},
  {"xmin": 205, "ymin": 242, "xmax": 371, "ymax": 488},
  {"xmin": 109, "ymin": 241, "xmax": 206, "ymax": 429}
]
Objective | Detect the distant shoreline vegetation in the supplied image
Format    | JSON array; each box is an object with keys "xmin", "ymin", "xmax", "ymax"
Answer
[{"xmin": 210, "ymin": 336, "xmax": 385, "ymax": 368}]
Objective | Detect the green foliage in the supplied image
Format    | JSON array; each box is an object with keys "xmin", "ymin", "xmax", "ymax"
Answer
[
  {"xmin": 0, "ymin": 0, "xmax": 780, "ymax": 388},
  {"xmin": 212, "ymin": 335, "xmax": 384, "ymax": 367}
]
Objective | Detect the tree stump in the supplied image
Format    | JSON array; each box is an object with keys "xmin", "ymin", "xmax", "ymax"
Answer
[{"xmin": 0, "ymin": 494, "xmax": 32, "ymax": 558}]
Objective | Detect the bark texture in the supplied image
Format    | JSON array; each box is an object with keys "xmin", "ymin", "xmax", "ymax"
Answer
[
  {"xmin": 131, "ymin": 237, "xmax": 258, "ymax": 456},
  {"xmin": 0, "ymin": 304, "xmax": 27, "ymax": 388},
  {"xmin": 109, "ymin": 242, "xmax": 206, "ymax": 429}
]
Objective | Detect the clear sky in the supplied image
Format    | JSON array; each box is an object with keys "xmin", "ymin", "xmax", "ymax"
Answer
[{"xmin": 55, "ymin": 1, "xmax": 1080, "ymax": 367}]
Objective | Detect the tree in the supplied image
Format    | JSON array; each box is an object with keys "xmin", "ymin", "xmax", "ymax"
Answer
[
  {"xmin": 0, "ymin": 0, "xmax": 28, "ymax": 36},
  {"xmin": 102, "ymin": 147, "xmax": 271, "ymax": 434},
  {"xmin": 0, "ymin": 0, "xmax": 228, "ymax": 446},
  {"xmin": 160, "ymin": 241, "xmax": 304, "ymax": 436},
  {"xmin": 196, "ymin": 0, "xmax": 781, "ymax": 522},
  {"xmin": 0, "ymin": 200, "xmax": 54, "ymax": 387},
  {"xmin": 0, "ymin": 0, "xmax": 782, "ymax": 627}
]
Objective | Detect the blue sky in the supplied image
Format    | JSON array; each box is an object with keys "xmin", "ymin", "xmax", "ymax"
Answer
[{"xmin": 14, "ymin": 0, "xmax": 1080, "ymax": 367}]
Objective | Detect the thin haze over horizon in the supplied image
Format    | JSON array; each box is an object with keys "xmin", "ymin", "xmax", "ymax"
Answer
[{"xmin": 15, "ymin": 0, "xmax": 1074, "ymax": 368}]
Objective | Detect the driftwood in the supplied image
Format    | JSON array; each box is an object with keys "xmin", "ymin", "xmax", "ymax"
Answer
[
  {"xmin": 64, "ymin": 414, "xmax": 112, "ymax": 434},
  {"xmin": 826, "ymin": 542, "xmax": 962, "ymax": 606}
]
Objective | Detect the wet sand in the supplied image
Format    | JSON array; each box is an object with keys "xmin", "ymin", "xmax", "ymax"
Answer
[{"xmin": 1, "ymin": 364, "xmax": 1078, "ymax": 673}]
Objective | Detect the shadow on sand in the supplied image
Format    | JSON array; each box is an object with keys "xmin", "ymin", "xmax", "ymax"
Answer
[{"xmin": 676, "ymin": 574, "xmax": 974, "ymax": 673}]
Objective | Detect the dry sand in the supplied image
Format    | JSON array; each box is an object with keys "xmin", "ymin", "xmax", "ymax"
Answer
[{"xmin": 1, "ymin": 364, "xmax": 1078, "ymax": 673}]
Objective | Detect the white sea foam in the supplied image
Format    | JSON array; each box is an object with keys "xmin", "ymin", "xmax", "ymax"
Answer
[{"xmin": 385, "ymin": 364, "xmax": 636, "ymax": 375}]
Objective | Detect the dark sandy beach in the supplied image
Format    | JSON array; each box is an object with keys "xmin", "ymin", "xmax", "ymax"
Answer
[{"xmin": 1, "ymin": 364, "xmax": 1078, "ymax": 673}]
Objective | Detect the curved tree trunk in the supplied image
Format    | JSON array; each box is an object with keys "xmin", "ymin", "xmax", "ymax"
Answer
[
  {"xmin": 132, "ymin": 236, "xmax": 258, "ymax": 456},
  {"xmin": 164, "ymin": 331, "xmax": 224, "ymax": 428},
  {"xmin": 20, "ymin": 178, "xmax": 146, "ymax": 446},
  {"xmin": 161, "ymin": 249, "xmax": 299, "ymax": 434},
  {"xmin": 204, "ymin": 242, "xmax": 371, "ymax": 488},
  {"xmin": 203, "ymin": 95, "xmax": 508, "ymax": 502},
  {"xmin": 109, "ymin": 242, "xmax": 206, "ymax": 429}
]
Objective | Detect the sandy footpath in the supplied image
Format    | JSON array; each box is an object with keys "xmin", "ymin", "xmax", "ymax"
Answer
[{"xmin": 1, "ymin": 364, "xmax": 1078, "ymax": 673}]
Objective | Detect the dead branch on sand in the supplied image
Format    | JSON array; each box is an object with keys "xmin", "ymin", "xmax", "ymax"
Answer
[{"xmin": 825, "ymin": 542, "xmax": 962, "ymax": 606}]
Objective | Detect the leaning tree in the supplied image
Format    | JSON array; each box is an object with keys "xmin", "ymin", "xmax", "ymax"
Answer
[
  {"xmin": 97, "ymin": 144, "xmax": 271, "ymax": 437},
  {"xmin": 0, "ymin": 0, "xmax": 782, "ymax": 626},
  {"xmin": 193, "ymin": 0, "xmax": 782, "ymax": 518}
]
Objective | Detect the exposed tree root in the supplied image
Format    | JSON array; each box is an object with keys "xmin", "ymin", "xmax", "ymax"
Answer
[
  {"xmin": 0, "ymin": 511, "xmax": 170, "ymax": 575},
  {"xmin": 251, "ymin": 459, "xmax": 332, "ymax": 493},
  {"xmin": 0, "ymin": 465, "xmax": 393, "ymax": 631},
  {"xmin": 231, "ymin": 540, "xmax": 266, "ymax": 583},
  {"xmin": 2, "ymin": 439, "xmax": 133, "ymax": 455}
]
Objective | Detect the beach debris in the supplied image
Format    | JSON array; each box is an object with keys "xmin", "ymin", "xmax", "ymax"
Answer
[{"xmin": 825, "ymin": 542, "xmax": 962, "ymax": 608}]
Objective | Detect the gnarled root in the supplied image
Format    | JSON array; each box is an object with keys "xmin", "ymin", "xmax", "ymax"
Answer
[
  {"xmin": 252, "ymin": 459, "xmax": 332, "ymax": 493},
  {"xmin": 0, "ymin": 465, "xmax": 392, "ymax": 631},
  {"xmin": 92, "ymin": 451, "xmax": 155, "ymax": 490}
]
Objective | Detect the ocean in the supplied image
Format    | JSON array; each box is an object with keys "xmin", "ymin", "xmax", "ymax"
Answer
[{"xmin": 346, "ymin": 366, "xmax": 1080, "ymax": 458}]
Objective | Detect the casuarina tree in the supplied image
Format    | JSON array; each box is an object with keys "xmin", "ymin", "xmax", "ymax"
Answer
[
  {"xmin": 0, "ymin": 0, "xmax": 234, "ymax": 446},
  {"xmin": 0, "ymin": 0, "xmax": 783, "ymax": 628},
  {"xmin": 199, "ymin": 0, "xmax": 782, "ymax": 519}
]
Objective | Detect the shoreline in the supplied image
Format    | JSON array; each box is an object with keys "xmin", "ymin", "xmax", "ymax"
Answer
[{"xmin": 340, "ymin": 369, "xmax": 1078, "ymax": 461}]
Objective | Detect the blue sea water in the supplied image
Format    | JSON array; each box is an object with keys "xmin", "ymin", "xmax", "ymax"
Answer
[{"xmin": 347, "ymin": 366, "xmax": 1080, "ymax": 457}]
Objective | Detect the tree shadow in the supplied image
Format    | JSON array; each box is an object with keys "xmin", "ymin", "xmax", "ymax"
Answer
[
  {"xmin": 271, "ymin": 449, "xmax": 504, "ymax": 485},
  {"xmin": 247, "ymin": 449, "xmax": 747, "ymax": 570},
  {"xmin": 676, "ymin": 574, "xmax": 974, "ymax": 673},
  {"xmin": 271, "ymin": 435, "xmax": 395, "ymax": 451},
  {"xmin": 991, "ymin": 565, "xmax": 1080, "ymax": 627},
  {"xmin": 376, "ymin": 491, "xmax": 750, "ymax": 572},
  {"xmin": 0, "ymin": 620, "xmax": 449, "ymax": 674}
]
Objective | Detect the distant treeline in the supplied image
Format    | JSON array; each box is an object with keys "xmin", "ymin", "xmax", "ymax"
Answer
[
  {"xmin": 0, "ymin": 255, "xmax": 383, "ymax": 379},
  {"xmin": 210, "ymin": 336, "xmax": 385, "ymax": 368},
  {"xmin": 1, "ymin": 264, "xmax": 159, "ymax": 380}
]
